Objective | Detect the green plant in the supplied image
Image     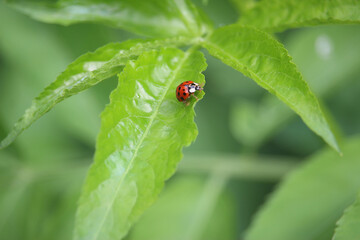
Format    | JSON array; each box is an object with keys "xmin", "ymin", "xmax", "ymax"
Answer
[{"xmin": 1, "ymin": 0, "xmax": 360, "ymax": 240}]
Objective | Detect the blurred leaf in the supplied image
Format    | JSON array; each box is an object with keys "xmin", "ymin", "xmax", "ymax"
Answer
[
  {"xmin": 328, "ymin": 76, "xmax": 360, "ymax": 136},
  {"xmin": 6, "ymin": 0, "xmax": 212, "ymax": 38},
  {"xmin": 230, "ymin": 0, "xmax": 257, "ymax": 13},
  {"xmin": 0, "ymin": 37, "xmax": 189, "ymax": 149},
  {"xmin": 236, "ymin": 0, "xmax": 360, "ymax": 32},
  {"xmin": 0, "ymin": 3, "xmax": 131, "ymax": 148},
  {"xmin": 182, "ymin": 174, "xmax": 228, "ymax": 240},
  {"xmin": 0, "ymin": 3, "xmax": 100, "ymax": 148},
  {"xmin": 129, "ymin": 174, "xmax": 235, "ymax": 240},
  {"xmin": 0, "ymin": 69, "xmax": 85, "ymax": 160},
  {"xmin": 203, "ymin": 53, "xmax": 262, "ymax": 98},
  {"xmin": 74, "ymin": 48, "xmax": 206, "ymax": 240},
  {"xmin": 333, "ymin": 193, "xmax": 360, "ymax": 240},
  {"xmin": 231, "ymin": 26, "xmax": 360, "ymax": 149},
  {"xmin": 193, "ymin": 0, "xmax": 238, "ymax": 28},
  {"xmin": 230, "ymin": 99, "xmax": 291, "ymax": 149},
  {"xmin": 0, "ymin": 159, "xmax": 87, "ymax": 240},
  {"xmin": 245, "ymin": 137, "xmax": 360, "ymax": 240},
  {"xmin": 286, "ymin": 26, "xmax": 360, "ymax": 97},
  {"xmin": 202, "ymin": 24, "xmax": 340, "ymax": 153}
]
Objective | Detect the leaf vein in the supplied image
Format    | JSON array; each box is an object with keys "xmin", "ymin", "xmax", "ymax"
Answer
[
  {"xmin": 204, "ymin": 40, "xmax": 302, "ymax": 114},
  {"xmin": 90, "ymin": 49, "xmax": 193, "ymax": 240}
]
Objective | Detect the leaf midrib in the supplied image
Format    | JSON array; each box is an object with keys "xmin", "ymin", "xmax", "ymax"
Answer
[
  {"xmin": 173, "ymin": 0, "xmax": 197, "ymax": 37},
  {"xmin": 203, "ymin": 39, "xmax": 302, "ymax": 116},
  {"xmin": 203, "ymin": 37, "xmax": 338, "ymax": 152},
  {"xmin": 0, "ymin": 37, "xmax": 193, "ymax": 150},
  {"xmin": 90, "ymin": 49, "xmax": 193, "ymax": 240},
  {"xmin": 241, "ymin": 0, "xmax": 360, "ymax": 31}
]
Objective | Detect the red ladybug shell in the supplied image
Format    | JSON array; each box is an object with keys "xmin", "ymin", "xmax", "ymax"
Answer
[{"xmin": 176, "ymin": 81, "xmax": 194, "ymax": 102}]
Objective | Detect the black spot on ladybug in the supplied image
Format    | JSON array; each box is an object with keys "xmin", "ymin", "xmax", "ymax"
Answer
[
  {"xmin": 177, "ymin": 92, "xmax": 180, "ymax": 96},
  {"xmin": 178, "ymin": 87, "xmax": 181, "ymax": 90},
  {"xmin": 183, "ymin": 92, "xmax": 186, "ymax": 96},
  {"xmin": 180, "ymin": 97, "xmax": 184, "ymax": 101}
]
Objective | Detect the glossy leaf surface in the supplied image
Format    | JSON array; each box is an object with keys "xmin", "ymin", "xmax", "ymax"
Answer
[
  {"xmin": 202, "ymin": 25, "xmax": 340, "ymax": 153},
  {"xmin": 333, "ymin": 193, "xmax": 360, "ymax": 240},
  {"xmin": 74, "ymin": 48, "xmax": 206, "ymax": 240},
  {"xmin": 0, "ymin": 37, "xmax": 188, "ymax": 149},
  {"xmin": 6, "ymin": 0, "xmax": 211, "ymax": 38},
  {"xmin": 245, "ymin": 137, "xmax": 360, "ymax": 240},
  {"xmin": 237, "ymin": 0, "xmax": 360, "ymax": 32},
  {"xmin": 230, "ymin": 25, "xmax": 360, "ymax": 150}
]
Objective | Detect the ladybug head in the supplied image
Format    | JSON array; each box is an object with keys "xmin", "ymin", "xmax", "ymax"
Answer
[{"xmin": 188, "ymin": 83, "xmax": 203, "ymax": 93}]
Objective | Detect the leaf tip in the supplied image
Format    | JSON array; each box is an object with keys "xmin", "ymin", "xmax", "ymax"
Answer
[
  {"xmin": 327, "ymin": 138, "xmax": 342, "ymax": 156},
  {"xmin": 337, "ymin": 149, "xmax": 343, "ymax": 157}
]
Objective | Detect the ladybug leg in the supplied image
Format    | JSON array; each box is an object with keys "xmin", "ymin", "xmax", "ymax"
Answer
[
  {"xmin": 184, "ymin": 100, "xmax": 190, "ymax": 106},
  {"xmin": 193, "ymin": 95, "xmax": 199, "ymax": 101}
]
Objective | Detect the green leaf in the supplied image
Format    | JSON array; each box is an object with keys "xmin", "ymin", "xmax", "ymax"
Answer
[
  {"xmin": 230, "ymin": 25, "xmax": 360, "ymax": 150},
  {"xmin": 245, "ymin": 137, "xmax": 360, "ymax": 240},
  {"xmin": 0, "ymin": 37, "xmax": 189, "ymax": 149},
  {"xmin": 237, "ymin": 0, "xmax": 360, "ymax": 32},
  {"xmin": 0, "ymin": 152, "xmax": 87, "ymax": 240},
  {"xmin": 230, "ymin": 0, "xmax": 257, "ymax": 14},
  {"xmin": 333, "ymin": 193, "xmax": 360, "ymax": 240},
  {"xmin": 202, "ymin": 24, "xmax": 340, "ymax": 153},
  {"xmin": 6, "ymin": 0, "xmax": 212, "ymax": 38},
  {"xmin": 74, "ymin": 47, "xmax": 206, "ymax": 240}
]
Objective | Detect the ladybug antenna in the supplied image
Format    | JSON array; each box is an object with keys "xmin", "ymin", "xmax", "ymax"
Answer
[{"xmin": 195, "ymin": 85, "xmax": 203, "ymax": 91}]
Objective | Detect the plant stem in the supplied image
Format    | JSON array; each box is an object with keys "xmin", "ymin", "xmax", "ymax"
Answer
[{"xmin": 179, "ymin": 154, "xmax": 298, "ymax": 181}]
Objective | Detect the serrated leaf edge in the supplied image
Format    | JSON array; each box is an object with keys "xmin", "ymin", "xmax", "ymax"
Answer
[
  {"xmin": 0, "ymin": 36, "xmax": 192, "ymax": 150},
  {"xmin": 202, "ymin": 25, "xmax": 340, "ymax": 153},
  {"xmin": 88, "ymin": 47, "xmax": 198, "ymax": 240}
]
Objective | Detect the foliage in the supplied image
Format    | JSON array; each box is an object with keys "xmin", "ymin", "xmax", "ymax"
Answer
[
  {"xmin": 129, "ymin": 174, "xmax": 235, "ymax": 240},
  {"xmin": 5, "ymin": 0, "xmax": 211, "ymax": 38},
  {"xmin": 0, "ymin": 37, "xmax": 190, "ymax": 149},
  {"xmin": 75, "ymin": 48, "xmax": 206, "ymax": 240},
  {"xmin": 333, "ymin": 193, "xmax": 360, "ymax": 240},
  {"xmin": 245, "ymin": 137, "xmax": 360, "ymax": 240},
  {"xmin": 235, "ymin": 0, "xmax": 360, "ymax": 32},
  {"xmin": 202, "ymin": 25, "xmax": 339, "ymax": 152},
  {"xmin": 230, "ymin": 25, "xmax": 360, "ymax": 150},
  {"xmin": 1, "ymin": 0, "xmax": 360, "ymax": 240}
]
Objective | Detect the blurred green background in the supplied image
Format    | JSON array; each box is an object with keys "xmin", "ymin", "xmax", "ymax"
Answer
[{"xmin": 1, "ymin": 0, "xmax": 360, "ymax": 239}]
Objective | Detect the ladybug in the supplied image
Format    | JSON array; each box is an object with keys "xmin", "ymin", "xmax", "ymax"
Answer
[{"xmin": 176, "ymin": 81, "xmax": 203, "ymax": 104}]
